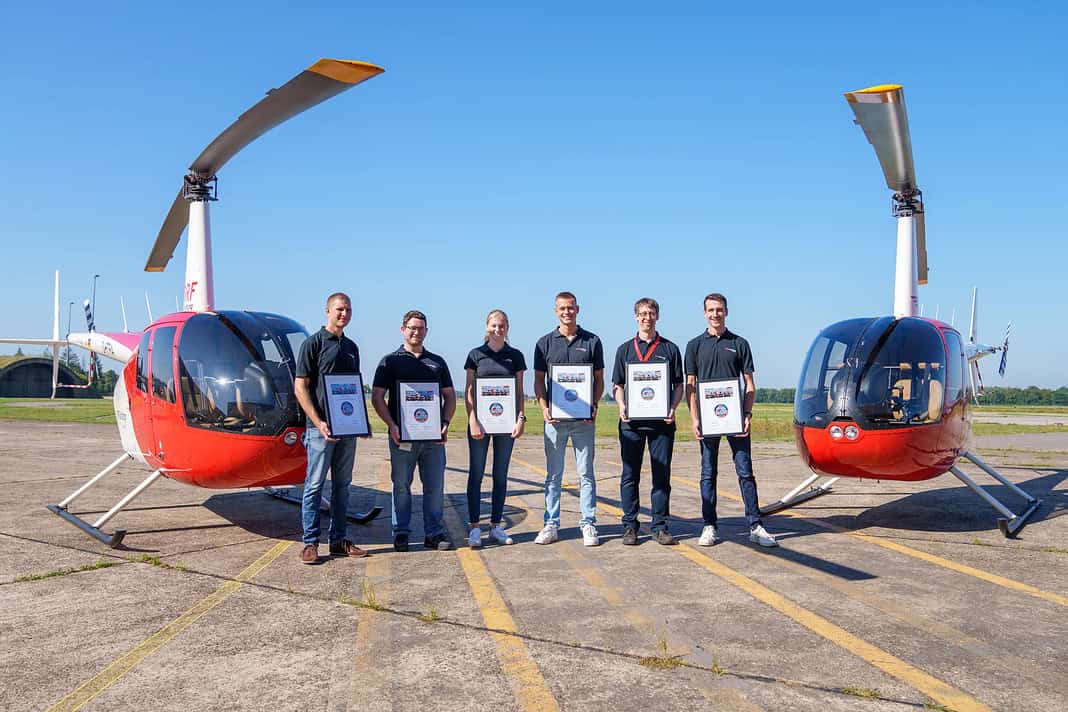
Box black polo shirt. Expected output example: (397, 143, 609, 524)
(464, 343, 527, 377)
(684, 328, 754, 380)
(612, 333, 684, 431)
(372, 346, 454, 425)
(532, 326, 604, 372)
(295, 327, 361, 424)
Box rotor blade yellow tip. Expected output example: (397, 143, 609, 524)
(308, 59, 385, 84)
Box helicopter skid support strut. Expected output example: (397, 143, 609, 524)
(47, 453, 165, 548)
(263, 487, 383, 524)
(950, 451, 1041, 537)
(760, 473, 840, 516)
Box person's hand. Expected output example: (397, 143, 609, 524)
(318, 420, 339, 442)
(692, 420, 702, 440)
(470, 418, 485, 440)
(542, 404, 558, 425)
(737, 414, 752, 438)
(511, 418, 525, 439)
(440, 423, 450, 443)
(584, 403, 598, 423)
(619, 403, 629, 423)
(663, 409, 675, 425)
(389, 423, 401, 445)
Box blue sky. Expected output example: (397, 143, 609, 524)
(2, 2, 1065, 388)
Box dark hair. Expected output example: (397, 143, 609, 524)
(633, 297, 659, 316)
(326, 292, 351, 307)
(703, 293, 728, 311)
(554, 291, 577, 304)
(401, 309, 427, 327)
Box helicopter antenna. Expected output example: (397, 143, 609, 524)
(144, 59, 384, 314)
(120, 297, 129, 332)
(845, 85, 927, 319)
(145, 292, 154, 323)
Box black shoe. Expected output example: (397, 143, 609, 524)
(393, 534, 409, 552)
(621, 528, 639, 546)
(329, 539, 369, 558)
(653, 529, 676, 546)
(424, 533, 452, 551)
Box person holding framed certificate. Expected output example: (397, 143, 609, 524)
(292, 292, 370, 564)
(684, 293, 777, 548)
(463, 309, 527, 548)
(532, 291, 605, 546)
(371, 309, 457, 553)
(611, 297, 684, 546)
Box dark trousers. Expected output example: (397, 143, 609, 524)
(466, 432, 515, 526)
(699, 435, 762, 528)
(619, 422, 675, 532)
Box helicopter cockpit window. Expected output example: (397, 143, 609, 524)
(150, 326, 177, 403)
(795, 318, 872, 427)
(135, 331, 151, 393)
(177, 312, 307, 435)
(854, 319, 945, 426)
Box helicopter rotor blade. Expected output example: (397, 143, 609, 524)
(844, 84, 917, 194)
(144, 59, 384, 273)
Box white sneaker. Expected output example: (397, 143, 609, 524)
(468, 527, 482, 549)
(749, 524, 778, 548)
(534, 524, 559, 545)
(488, 525, 514, 545)
(582, 523, 600, 547)
(698, 525, 719, 546)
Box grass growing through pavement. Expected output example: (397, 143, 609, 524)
(10, 559, 117, 583)
(418, 607, 440, 623)
(638, 637, 685, 671)
(840, 687, 882, 699)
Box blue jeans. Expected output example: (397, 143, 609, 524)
(619, 422, 674, 532)
(699, 435, 762, 528)
(301, 428, 357, 545)
(389, 439, 446, 538)
(543, 420, 596, 528)
(467, 432, 515, 526)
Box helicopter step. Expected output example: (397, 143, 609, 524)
(263, 486, 383, 524)
(46, 453, 164, 548)
(759, 473, 839, 516)
(950, 451, 1042, 538)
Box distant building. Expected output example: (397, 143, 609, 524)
(0, 356, 96, 398)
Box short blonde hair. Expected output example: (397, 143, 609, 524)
(484, 309, 509, 342)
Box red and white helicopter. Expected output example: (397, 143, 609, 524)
(1, 58, 385, 547)
(770, 84, 1038, 537)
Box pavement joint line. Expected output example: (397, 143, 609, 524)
(46, 538, 293, 712)
(443, 492, 561, 712)
(511, 454, 990, 712)
(670, 476, 1068, 608)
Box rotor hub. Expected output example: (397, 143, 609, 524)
(182, 172, 218, 202)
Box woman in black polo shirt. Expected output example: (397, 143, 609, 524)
(465, 309, 527, 547)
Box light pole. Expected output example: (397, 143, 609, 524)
(66, 301, 74, 337)
(91, 274, 100, 328)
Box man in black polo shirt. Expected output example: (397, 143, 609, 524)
(532, 291, 604, 546)
(612, 297, 684, 546)
(684, 292, 777, 548)
(371, 309, 457, 552)
(293, 292, 370, 564)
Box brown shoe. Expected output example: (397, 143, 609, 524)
(329, 539, 369, 558)
(301, 544, 319, 564)
(653, 529, 677, 546)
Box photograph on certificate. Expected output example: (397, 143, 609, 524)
(698, 377, 744, 436)
(549, 364, 592, 420)
(324, 374, 371, 437)
(625, 362, 669, 420)
(398, 381, 442, 441)
(476, 377, 517, 435)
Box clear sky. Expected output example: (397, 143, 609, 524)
(2, 2, 1065, 388)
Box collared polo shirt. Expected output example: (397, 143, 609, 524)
(612, 333, 684, 432)
(295, 327, 361, 424)
(464, 343, 527, 378)
(372, 346, 454, 425)
(532, 326, 604, 373)
(683, 328, 755, 380)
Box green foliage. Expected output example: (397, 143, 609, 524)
(10, 560, 117, 583)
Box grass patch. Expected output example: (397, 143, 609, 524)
(131, 553, 186, 570)
(840, 687, 882, 699)
(923, 703, 955, 712)
(418, 607, 440, 623)
(972, 422, 1068, 436)
(0, 397, 115, 424)
(970, 538, 993, 547)
(338, 582, 386, 611)
(11, 559, 117, 583)
(638, 637, 685, 671)
(1041, 546, 1068, 554)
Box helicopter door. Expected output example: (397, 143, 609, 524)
(147, 326, 179, 464)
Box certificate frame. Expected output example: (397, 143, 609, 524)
(322, 373, 371, 437)
(475, 377, 518, 435)
(625, 362, 670, 421)
(397, 380, 443, 442)
(549, 363, 593, 421)
(698, 377, 745, 437)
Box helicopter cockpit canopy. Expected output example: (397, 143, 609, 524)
(178, 311, 308, 435)
(795, 317, 946, 430)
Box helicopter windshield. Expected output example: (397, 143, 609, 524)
(178, 311, 308, 435)
(795, 317, 946, 429)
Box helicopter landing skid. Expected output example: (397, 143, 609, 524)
(759, 473, 839, 516)
(263, 487, 383, 524)
(951, 451, 1042, 538)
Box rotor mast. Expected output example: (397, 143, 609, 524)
(892, 189, 923, 317)
(183, 174, 217, 312)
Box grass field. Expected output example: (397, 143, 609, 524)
(3, 397, 1066, 441)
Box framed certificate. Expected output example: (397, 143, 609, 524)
(397, 381, 442, 441)
(549, 364, 593, 420)
(698, 377, 745, 437)
(475, 377, 517, 434)
(625, 362, 670, 420)
(323, 373, 371, 437)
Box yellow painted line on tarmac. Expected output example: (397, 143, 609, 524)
(672, 477, 1068, 608)
(47, 539, 292, 712)
(512, 455, 990, 711)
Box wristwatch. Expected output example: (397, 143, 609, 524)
(518, 414, 527, 421)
